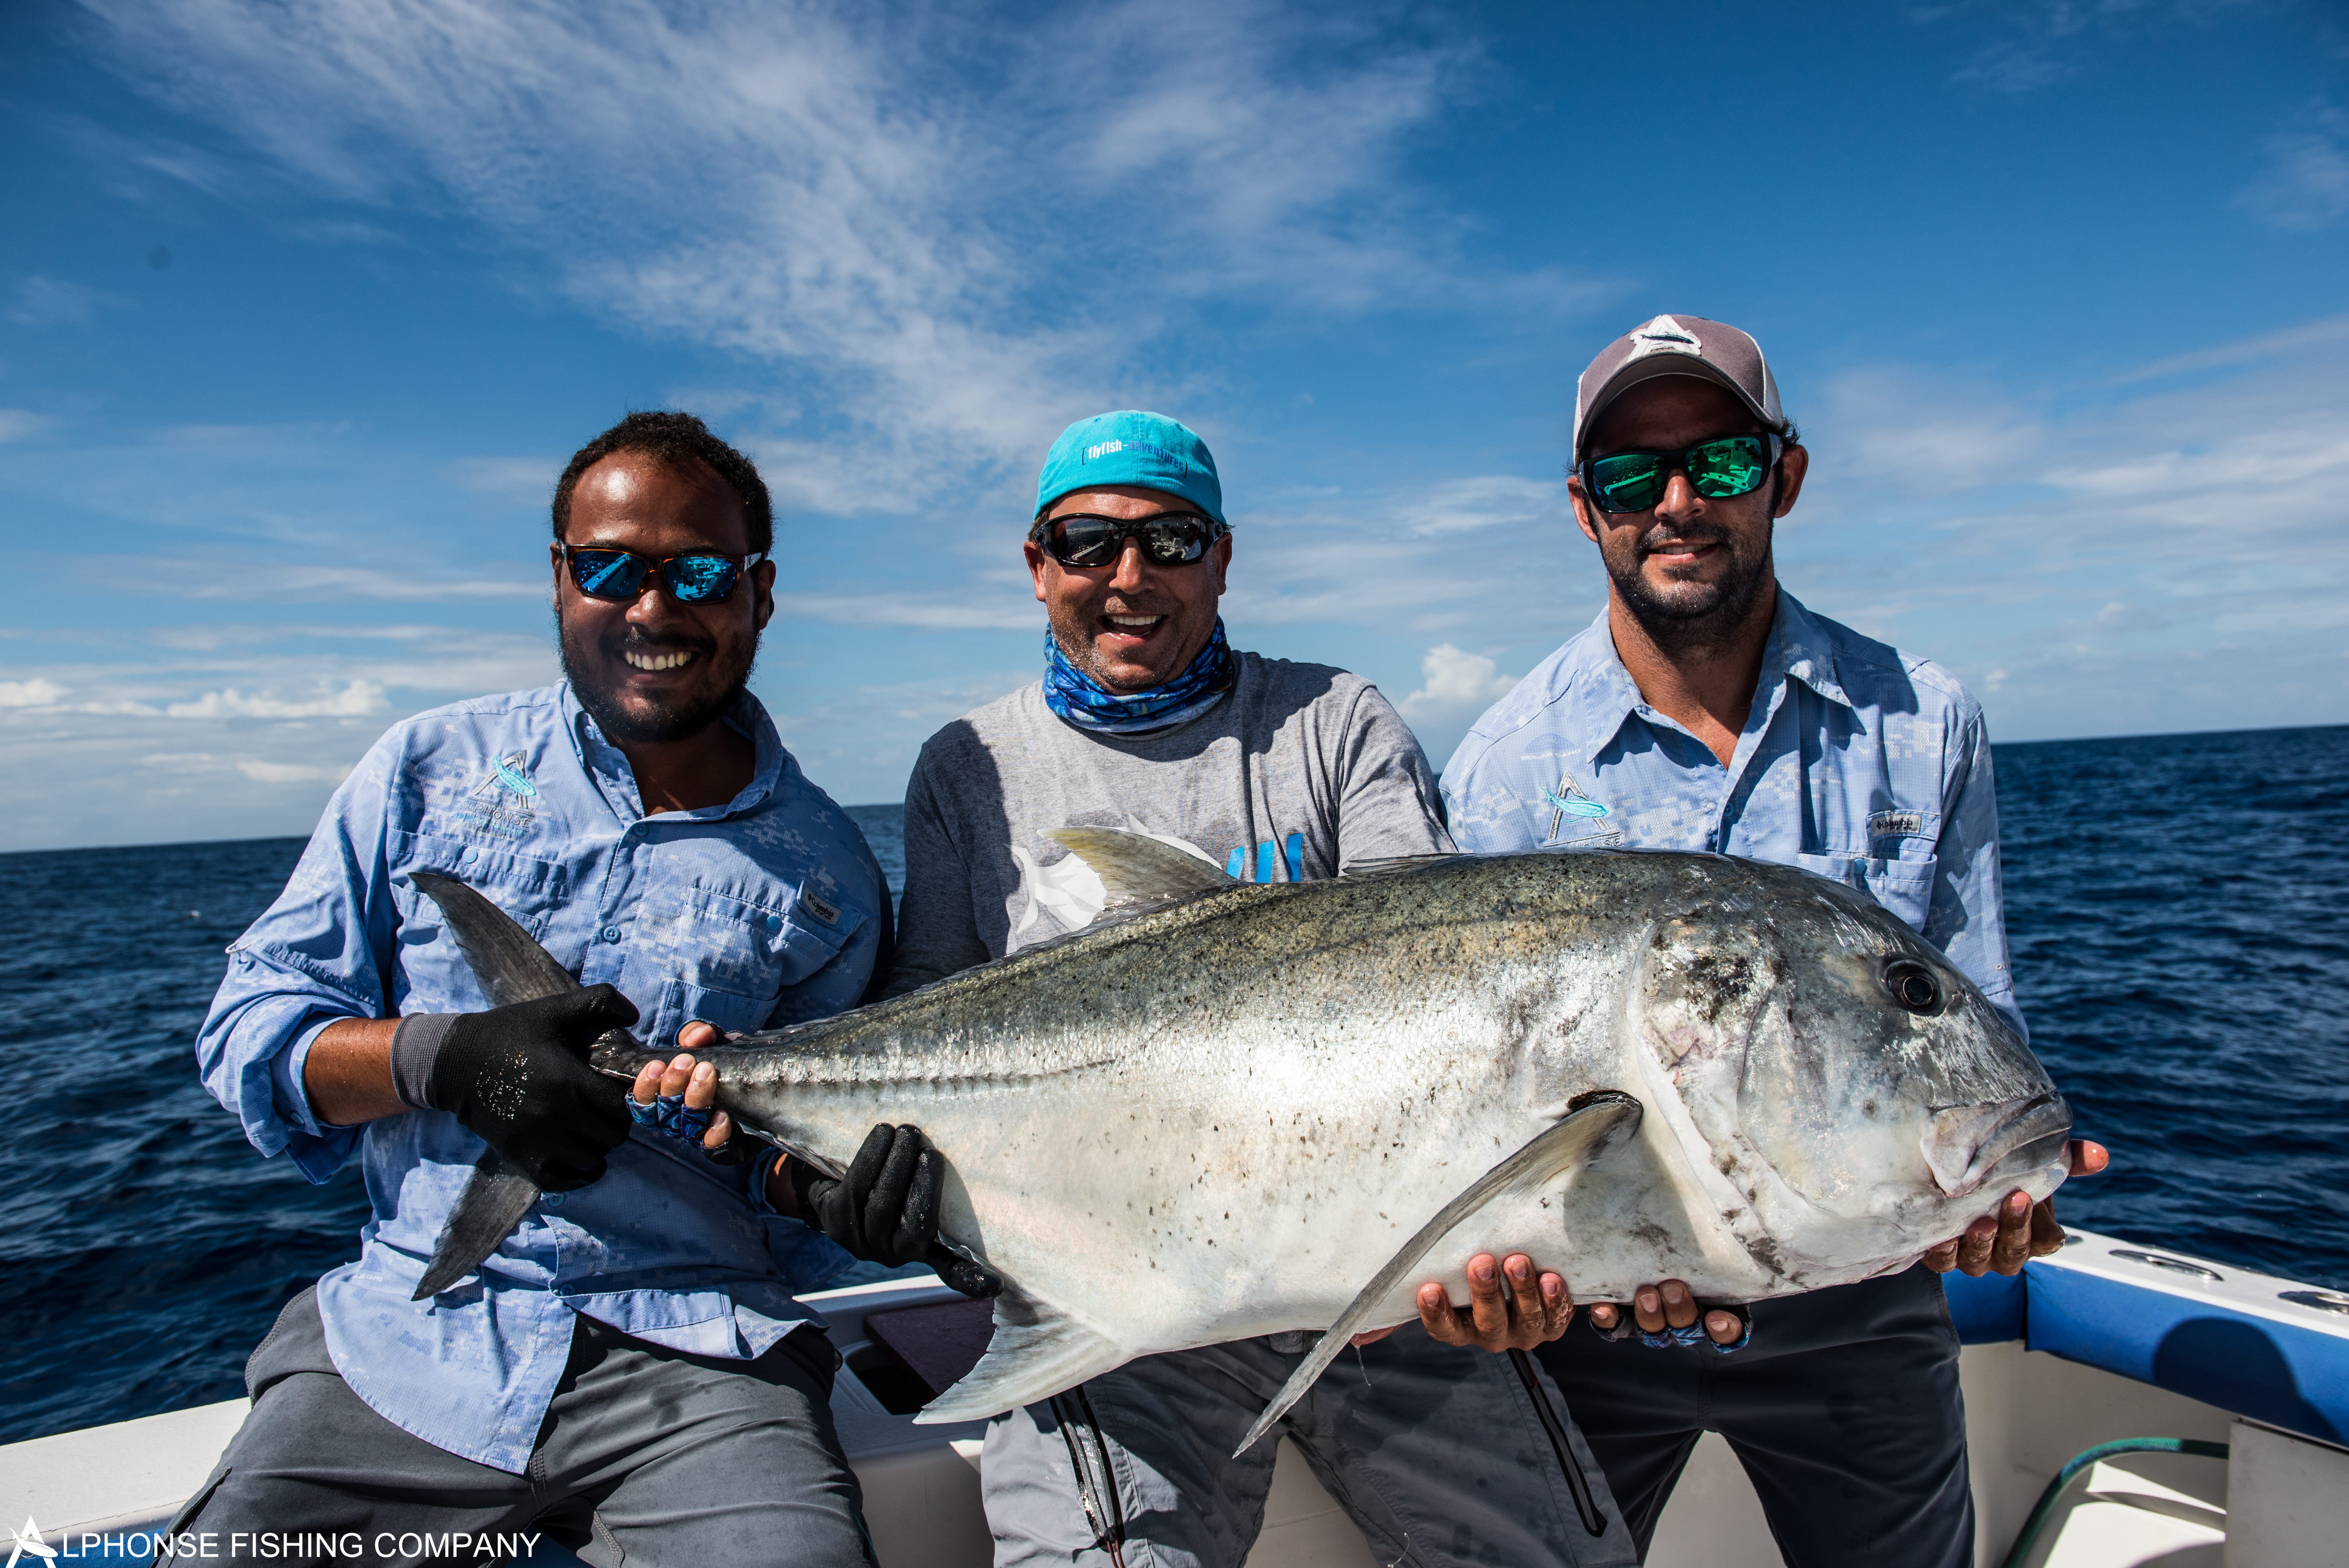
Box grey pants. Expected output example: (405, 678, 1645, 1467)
(170, 1287, 873, 1567)
(982, 1325, 1638, 1568)
(1536, 1266, 1973, 1568)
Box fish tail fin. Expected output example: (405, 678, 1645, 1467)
(413, 1149, 542, 1299)
(913, 1290, 1130, 1424)
(405, 872, 586, 1300)
(1232, 1090, 1645, 1456)
(410, 871, 582, 1008)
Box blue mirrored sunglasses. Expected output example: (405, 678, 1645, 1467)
(561, 545, 766, 604)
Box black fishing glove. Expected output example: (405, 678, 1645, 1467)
(410, 987, 638, 1191)
(789, 1124, 1003, 1299)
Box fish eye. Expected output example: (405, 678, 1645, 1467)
(1881, 959, 1942, 1014)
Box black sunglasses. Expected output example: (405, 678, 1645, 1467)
(560, 545, 767, 604)
(1029, 511, 1226, 570)
(1580, 433, 1783, 515)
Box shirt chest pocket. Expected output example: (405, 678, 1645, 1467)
(1792, 851, 1938, 934)
(646, 885, 850, 1037)
(389, 830, 570, 1009)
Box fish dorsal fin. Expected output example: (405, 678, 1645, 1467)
(1233, 1090, 1645, 1455)
(913, 1288, 1130, 1425)
(1340, 853, 1471, 881)
(412, 871, 580, 1007)
(1044, 827, 1238, 915)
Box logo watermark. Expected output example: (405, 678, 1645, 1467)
(5, 1518, 544, 1563)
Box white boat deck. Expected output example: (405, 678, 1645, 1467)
(7, 1231, 2346, 1566)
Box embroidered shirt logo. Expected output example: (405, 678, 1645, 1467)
(1543, 773, 1620, 848)
(450, 752, 539, 839)
(798, 889, 841, 927)
(487, 756, 538, 798)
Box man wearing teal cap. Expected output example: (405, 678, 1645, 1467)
(886, 411, 1638, 1568)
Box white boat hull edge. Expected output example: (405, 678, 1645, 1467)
(6, 1233, 2347, 1568)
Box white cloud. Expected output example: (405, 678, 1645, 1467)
(1807, 367, 2044, 497)
(451, 456, 558, 497)
(101, 559, 544, 602)
(165, 679, 387, 719)
(0, 677, 69, 708)
(1398, 643, 1518, 721)
(772, 593, 1041, 632)
(0, 410, 57, 442)
(2114, 313, 2349, 383)
(8, 276, 120, 326)
(763, 667, 1034, 803)
(1778, 309, 2349, 741)
(236, 758, 354, 784)
(1928, 2, 2228, 98)
(2237, 103, 2349, 232)
(80, 0, 1568, 504)
(1394, 476, 1567, 537)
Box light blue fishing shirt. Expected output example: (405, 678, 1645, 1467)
(1440, 592, 2024, 1036)
(195, 682, 886, 1472)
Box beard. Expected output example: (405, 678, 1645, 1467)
(1048, 599, 1202, 693)
(559, 617, 759, 745)
(1605, 514, 1777, 658)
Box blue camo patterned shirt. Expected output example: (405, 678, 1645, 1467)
(196, 682, 885, 1472)
(1440, 592, 2025, 1037)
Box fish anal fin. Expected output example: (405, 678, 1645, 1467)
(1233, 1090, 1644, 1455)
(1044, 828, 1237, 914)
(913, 1292, 1130, 1424)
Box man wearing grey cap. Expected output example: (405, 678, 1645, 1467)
(887, 409, 1639, 1568)
(1440, 316, 2108, 1565)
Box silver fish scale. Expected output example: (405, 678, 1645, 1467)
(592, 847, 2069, 1412)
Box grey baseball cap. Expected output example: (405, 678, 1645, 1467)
(1572, 314, 1789, 464)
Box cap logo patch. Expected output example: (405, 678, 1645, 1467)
(1627, 314, 1702, 362)
(1085, 437, 1180, 467)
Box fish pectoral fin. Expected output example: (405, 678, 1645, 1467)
(913, 1290, 1130, 1424)
(1043, 828, 1236, 916)
(411, 871, 581, 1007)
(413, 1149, 542, 1300)
(1232, 1090, 1645, 1456)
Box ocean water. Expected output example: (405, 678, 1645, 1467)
(4, 745, 2344, 1446)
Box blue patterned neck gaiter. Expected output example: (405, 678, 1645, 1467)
(1043, 619, 1235, 736)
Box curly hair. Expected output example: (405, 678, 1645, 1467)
(551, 411, 773, 556)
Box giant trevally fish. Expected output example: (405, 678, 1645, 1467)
(410, 832, 2071, 1450)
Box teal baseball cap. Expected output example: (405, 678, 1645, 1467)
(1034, 410, 1224, 525)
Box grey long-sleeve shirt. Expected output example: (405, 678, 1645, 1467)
(885, 650, 1452, 996)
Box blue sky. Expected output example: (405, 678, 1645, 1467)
(2, 0, 2345, 851)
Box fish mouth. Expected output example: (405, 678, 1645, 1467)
(1921, 1092, 2072, 1198)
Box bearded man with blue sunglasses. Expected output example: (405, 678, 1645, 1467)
(1442, 315, 2109, 1567)
(180, 411, 979, 1565)
(885, 410, 1641, 1568)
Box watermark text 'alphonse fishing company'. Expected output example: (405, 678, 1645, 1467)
(6, 1518, 546, 1561)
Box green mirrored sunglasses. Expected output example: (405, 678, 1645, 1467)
(1581, 433, 1782, 515)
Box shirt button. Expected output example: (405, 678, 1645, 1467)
(461, 847, 478, 863)
(602, 925, 622, 943)
(765, 914, 783, 932)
